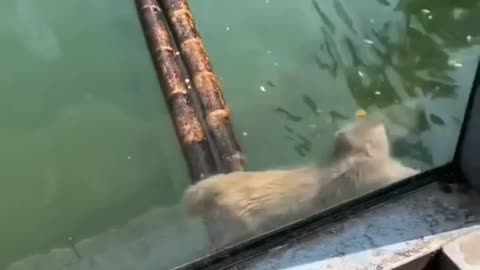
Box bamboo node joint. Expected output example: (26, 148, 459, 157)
(141, 4, 161, 12)
(171, 9, 191, 18)
(153, 45, 175, 54)
(226, 152, 244, 162)
(207, 109, 230, 128)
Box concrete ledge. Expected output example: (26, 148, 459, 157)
(234, 183, 480, 270)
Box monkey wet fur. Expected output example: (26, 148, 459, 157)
(182, 119, 419, 250)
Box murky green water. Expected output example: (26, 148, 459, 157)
(1, 0, 479, 269)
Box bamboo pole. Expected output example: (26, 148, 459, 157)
(158, 0, 246, 173)
(135, 0, 217, 182)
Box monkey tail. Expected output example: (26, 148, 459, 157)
(182, 180, 217, 217)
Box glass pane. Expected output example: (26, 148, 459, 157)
(186, 0, 480, 260)
(2, 0, 479, 270)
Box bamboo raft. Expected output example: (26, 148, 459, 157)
(135, 0, 245, 181)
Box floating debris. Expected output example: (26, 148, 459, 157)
(266, 0, 270, 3)
(421, 9, 431, 15)
(358, 71, 364, 77)
(448, 59, 463, 68)
(226, 26, 230, 31)
(242, 132, 248, 136)
(374, 91, 381, 95)
(370, 19, 375, 23)
(356, 109, 367, 118)
(128, 156, 132, 160)
(185, 78, 190, 84)
(174, 51, 180, 56)
(363, 39, 374, 45)
(260, 86, 266, 92)
(467, 35, 473, 43)
(427, 14, 433, 20)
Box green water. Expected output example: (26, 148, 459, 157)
(1, 0, 479, 269)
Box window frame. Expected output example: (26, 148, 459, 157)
(172, 59, 480, 270)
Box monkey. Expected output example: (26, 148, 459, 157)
(182, 119, 419, 250)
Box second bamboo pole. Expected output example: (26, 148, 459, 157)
(135, 0, 217, 182)
(159, 0, 245, 173)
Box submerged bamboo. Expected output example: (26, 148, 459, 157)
(158, 0, 246, 173)
(135, 0, 216, 182)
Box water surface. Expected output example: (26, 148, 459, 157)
(1, 0, 480, 269)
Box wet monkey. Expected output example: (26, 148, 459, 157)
(183, 119, 419, 250)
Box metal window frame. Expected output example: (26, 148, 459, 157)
(173, 59, 480, 270)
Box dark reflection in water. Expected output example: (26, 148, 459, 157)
(429, 113, 446, 126)
(274, 107, 303, 122)
(267, 0, 480, 165)
(333, 0, 356, 34)
(303, 95, 320, 115)
(400, 0, 480, 48)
